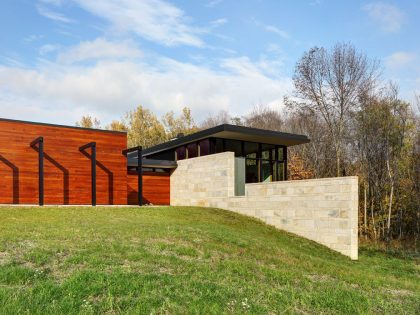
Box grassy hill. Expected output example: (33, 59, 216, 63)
(0, 206, 418, 314)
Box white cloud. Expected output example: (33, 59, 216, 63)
(37, 5, 75, 23)
(263, 25, 290, 39)
(56, 38, 142, 64)
(210, 18, 228, 27)
(253, 19, 290, 40)
(24, 34, 44, 42)
(385, 51, 417, 70)
(71, 0, 205, 47)
(206, 0, 223, 8)
(39, 44, 61, 55)
(0, 51, 291, 125)
(363, 2, 405, 33)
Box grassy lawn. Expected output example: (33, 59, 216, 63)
(0, 206, 418, 314)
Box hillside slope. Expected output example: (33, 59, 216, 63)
(0, 206, 419, 314)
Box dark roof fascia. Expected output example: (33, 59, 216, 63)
(127, 157, 177, 169)
(0, 117, 127, 135)
(140, 124, 310, 157)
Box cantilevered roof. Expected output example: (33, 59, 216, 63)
(139, 124, 310, 158)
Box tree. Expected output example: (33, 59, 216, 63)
(288, 43, 379, 176)
(162, 107, 199, 139)
(125, 105, 166, 148)
(201, 110, 231, 129)
(105, 120, 127, 132)
(355, 84, 415, 240)
(75, 115, 101, 129)
(244, 105, 283, 131)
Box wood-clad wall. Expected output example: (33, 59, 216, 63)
(127, 171, 170, 205)
(0, 119, 127, 205)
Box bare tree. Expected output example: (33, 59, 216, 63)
(289, 43, 379, 176)
(244, 105, 283, 131)
(201, 110, 231, 129)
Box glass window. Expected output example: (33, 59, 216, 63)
(244, 141, 258, 158)
(225, 139, 242, 157)
(277, 147, 285, 161)
(187, 143, 198, 158)
(261, 160, 272, 182)
(245, 159, 259, 183)
(214, 138, 224, 153)
(261, 143, 275, 160)
(199, 139, 210, 156)
(276, 161, 285, 181)
(176, 146, 186, 160)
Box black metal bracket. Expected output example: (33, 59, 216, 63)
(123, 146, 143, 206)
(80, 142, 96, 206)
(30, 137, 44, 206)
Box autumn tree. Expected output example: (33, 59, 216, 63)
(288, 43, 379, 177)
(355, 85, 415, 240)
(125, 105, 166, 148)
(75, 115, 101, 129)
(162, 107, 199, 139)
(105, 120, 127, 132)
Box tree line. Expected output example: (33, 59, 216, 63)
(77, 42, 419, 248)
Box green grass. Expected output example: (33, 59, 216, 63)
(0, 206, 418, 314)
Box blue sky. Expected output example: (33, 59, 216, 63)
(0, 0, 419, 125)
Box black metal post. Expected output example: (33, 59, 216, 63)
(91, 144, 96, 206)
(30, 137, 44, 206)
(283, 146, 288, 181)
(258, 143, 262, 182)
(39, 138, 44, 206)
(137, 147, 143, 206)
(80, 142, 96, 206)
(123, 146, 143, 206)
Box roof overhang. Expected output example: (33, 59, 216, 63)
(139, 124, 310, 158)
(127, 158, 177, 169)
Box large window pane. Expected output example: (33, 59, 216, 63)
(176, 146, 186, 160)
(199, 139, 210, 156)
(276, 161, 285, 180)
(245, 158, 259, 183)
(214, 138, 224, 153)
(244, 141, 258, 158)
(277, 147, 285, 161)
(261, 143, 275, 160)
(187, 143, 198, 158)
(225, 139, 242, 157)
(261, 160, 272, 182)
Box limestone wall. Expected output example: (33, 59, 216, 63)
(170, 152, 358, 260)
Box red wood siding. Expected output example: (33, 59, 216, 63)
(127, 171, 170, 205)
(0, 119, 127, 205)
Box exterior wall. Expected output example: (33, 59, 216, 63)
(0, 119, 127, 205)
(127, 171, 170, 205)
(170, 152, 358, 259)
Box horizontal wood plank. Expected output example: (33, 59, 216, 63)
(0, 120, 127, 205)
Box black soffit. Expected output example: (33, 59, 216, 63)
(138, 124, 310, 158)
(128, 158, 177, 169)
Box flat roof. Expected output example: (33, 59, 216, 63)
(0, 117, 127, 134)
(139, 124, 310, 158)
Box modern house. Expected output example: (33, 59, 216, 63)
(0, 117, 358, 259)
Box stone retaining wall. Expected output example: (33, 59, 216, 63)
(170, 152, 358, 259)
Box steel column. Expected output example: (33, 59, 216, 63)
(30, 137, 44, 206)
(80, 142, 97, 206)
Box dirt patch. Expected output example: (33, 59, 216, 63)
(384, 288, 414, 297)
(0, 251, 9, 265)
